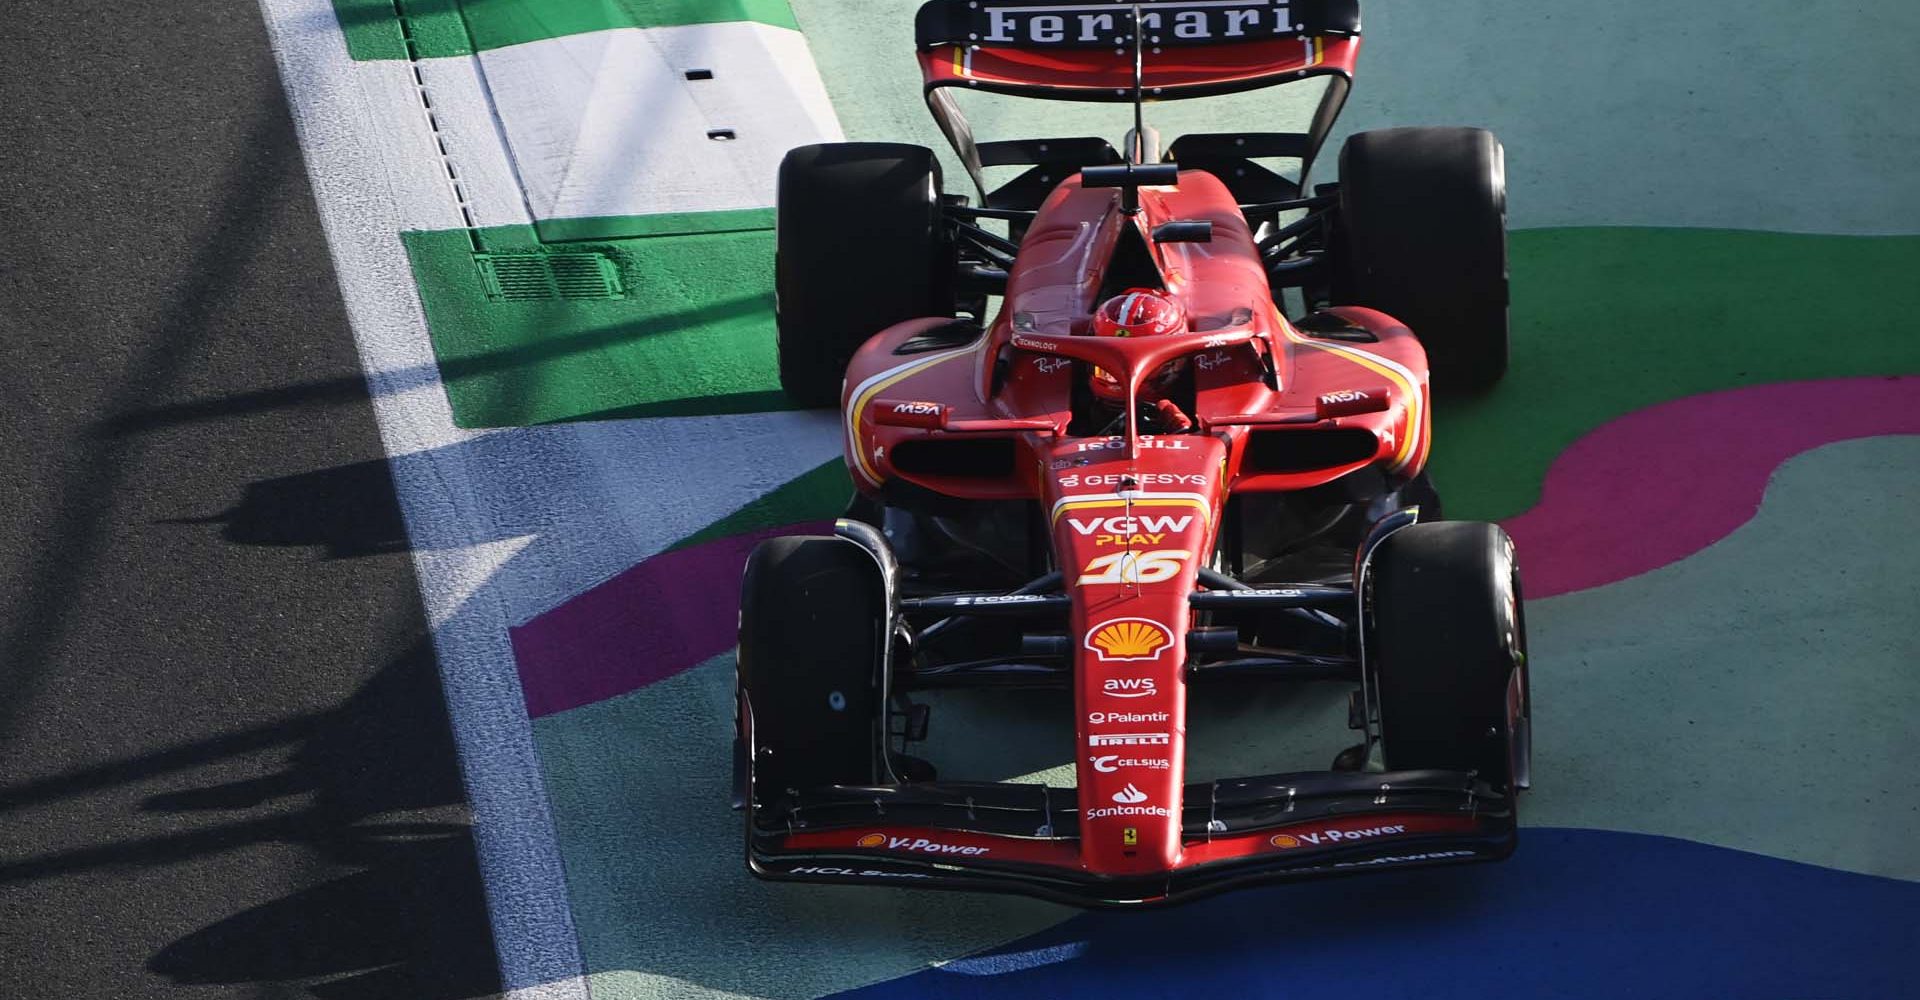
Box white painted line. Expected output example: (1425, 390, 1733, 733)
(254, 0, 591, 991)
(479, 23, 844, 220)
(254, 0, 853, 993)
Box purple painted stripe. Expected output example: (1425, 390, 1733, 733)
(512, 521, 830, 719)
(1504, 375, 1920, 598)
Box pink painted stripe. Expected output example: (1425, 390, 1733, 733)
(1503, 376, 1920, 599)
(512, 521, 831, 719)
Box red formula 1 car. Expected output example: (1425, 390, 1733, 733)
(735, 0, 1532, 906)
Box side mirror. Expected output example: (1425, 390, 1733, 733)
(1081, 162, 1179, 214)
(1152, 220, 1213, 243)
(1081, 163, 1180, 189)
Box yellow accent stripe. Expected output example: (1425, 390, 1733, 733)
(1051, 496, 1212, 526)
(1282, 324, 1424, 470)
(847, 349, 971, 484)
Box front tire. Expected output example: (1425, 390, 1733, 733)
(1368, 521, 1529, 793)
(1335, 127, 1510, 393)
(737, 536, 888, 803)
(775, 143, 954, 407)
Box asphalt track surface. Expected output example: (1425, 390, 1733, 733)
(0, 1, 498, 996)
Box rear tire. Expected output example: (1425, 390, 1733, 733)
(776, 143, 954, 407)
(1368, 521, 1528, 793)
(737, 536, 888, 801)
(1335, 127, 1509, 393)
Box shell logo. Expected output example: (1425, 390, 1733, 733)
(1086, 618, 1173, 662)
(1270, 834, 1301, 849)
(856, 833, 886, 848)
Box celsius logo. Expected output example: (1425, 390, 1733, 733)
(1090, 755, 1171, 773)
(1103, 677, 1156, 698)
(1112, 784, 1148, 804)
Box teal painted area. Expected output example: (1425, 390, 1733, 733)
(670, 459, 848, 549)
(1523, 436, 1920, 880)
(530, 658, 1069, 999)
(1438, 229, 1920, 520)
(527, 439, 1920, 1000)
(403, 218, 790, 427)
(333, 0, 799, 61)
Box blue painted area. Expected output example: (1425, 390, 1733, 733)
(832, 829, 1919, 999)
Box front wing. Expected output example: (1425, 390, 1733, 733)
(748, 768, 1516, 907)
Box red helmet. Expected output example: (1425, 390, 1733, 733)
(1093, 288, 1186, 339)
(1090, 289, 1186, 404)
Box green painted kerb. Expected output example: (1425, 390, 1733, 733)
(406, 224, 1920, 484)
(334, 0, 801, 61)
(1433, 228, 1920, 520)
(404, 214, 790, 427)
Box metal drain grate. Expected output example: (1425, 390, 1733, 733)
(476, 252, 625, 301)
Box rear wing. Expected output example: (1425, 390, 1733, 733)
(912, 0, 1363, 207)
(915, 0, 1360, 100)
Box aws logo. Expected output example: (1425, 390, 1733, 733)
(1102, 677, 1157, 699)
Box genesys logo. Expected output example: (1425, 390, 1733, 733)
(1059, 474, 1206, 490)
(856, 833, 990, 856)
(1088, 710, 1170, 725)
(1090, 754, 1171, 773)
(1102, 676, 1157, 698)
(788, 866, 933, 879)
(1089, 732, 1170, 747)
(1269, 824, 1410, 849)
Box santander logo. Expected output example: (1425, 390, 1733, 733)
(1112, 784, 1148, 804)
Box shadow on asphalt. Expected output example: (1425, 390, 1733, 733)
(140, 642, 500, 1000)
(158, 458, 413, 560)
(0, 640, 499, 999)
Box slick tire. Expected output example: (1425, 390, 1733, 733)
(1368, 521, 1529, 793)
(1334, 127, 1509, 393)
(776, 143, 954, 408)
(737, 535, 888, 804)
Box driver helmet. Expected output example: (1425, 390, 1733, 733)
(1089, 288, 1187, 405)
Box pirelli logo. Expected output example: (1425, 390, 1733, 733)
(1089, 733, 1171, 747)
